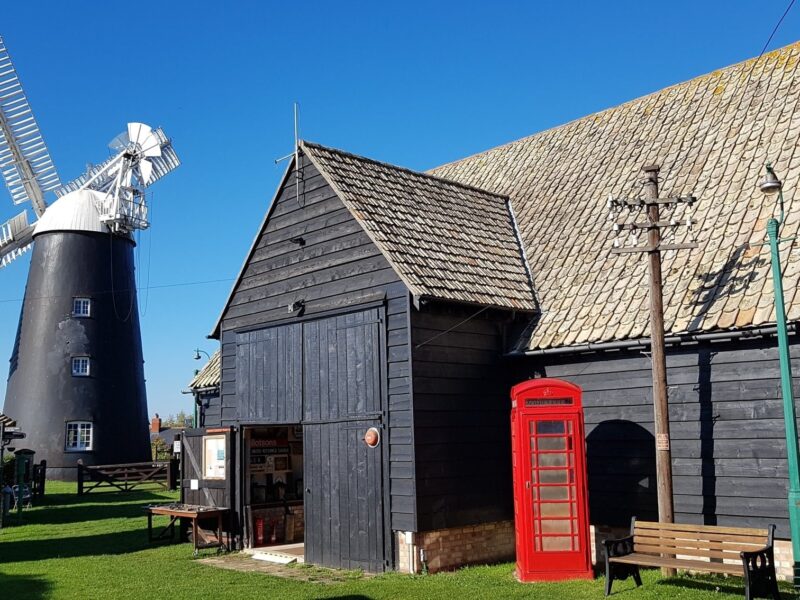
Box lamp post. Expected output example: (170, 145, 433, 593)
(759, 163, 800, 587)
(193, 348, 210, 361)
(191, 349, 211, 427)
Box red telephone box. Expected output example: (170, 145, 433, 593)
(510, 378, 593, 582)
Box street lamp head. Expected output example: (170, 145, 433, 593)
(193, 349, 201, 361)
(759, 164, 783, 196)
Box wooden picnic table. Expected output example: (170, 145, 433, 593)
(145, 503, 229, 555)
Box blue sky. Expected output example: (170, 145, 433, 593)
(1, 1, 798, 418)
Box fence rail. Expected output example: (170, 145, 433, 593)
(77, 460, 178, 495)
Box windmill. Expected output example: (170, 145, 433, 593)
(0, 36, 180, 479)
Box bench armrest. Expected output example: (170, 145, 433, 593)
(604, 535, 634, 558)
(740, 544, 774, 571)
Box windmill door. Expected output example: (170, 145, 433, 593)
(302, 309, 387, 572)
(180, 427, 236, 510)
(510, 379, 592, 582)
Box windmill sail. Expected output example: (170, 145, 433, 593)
(0, 209, 34, 267)
(0, 36, 61, 218)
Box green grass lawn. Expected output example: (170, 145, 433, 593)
(0, 482, 796, 599)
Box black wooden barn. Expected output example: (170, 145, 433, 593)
(190, 42, 800, 574)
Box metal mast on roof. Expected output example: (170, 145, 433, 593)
(275, 102, 303, 207)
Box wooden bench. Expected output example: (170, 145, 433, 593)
(604, 518, 780, 600)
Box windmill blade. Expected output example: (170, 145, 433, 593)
(138, 159, 153, 184)
(0, 209, 35, 268)
(127, 122, 152, 145)
(55, 126, 179, 197)
(0, 36, 61, 217)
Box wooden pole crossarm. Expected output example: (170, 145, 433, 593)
(612, 196, 697, 208)
(610, 242, 698, 254)
(614, 220, 696, 230)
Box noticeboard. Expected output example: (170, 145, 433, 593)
(203, 434, 226, 479)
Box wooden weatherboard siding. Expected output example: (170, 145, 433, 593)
(410, 303, 519, 531)
(515, 337, 800, 537)
(213, 155, 416, 535)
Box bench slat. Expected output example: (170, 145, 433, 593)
(634, 532, 767, 549)
(634, 520, 769, 538)
(633, 542, 752, 561)
(633, 528, 768, 545)
(610, 553, 744, 576)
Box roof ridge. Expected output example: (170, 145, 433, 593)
(430, 40, 800, 173)
(300, 140, 510, 201)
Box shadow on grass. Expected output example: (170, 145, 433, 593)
(39, 489, 171, 508)
(0, 573, 52, 599)
(318, 597, 374, 600)
(0, 527, 164, 562)
(657, 575, 796, 599)
(23, 500, 162, 525)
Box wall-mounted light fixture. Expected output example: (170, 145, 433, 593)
(288, 299, 305, 314)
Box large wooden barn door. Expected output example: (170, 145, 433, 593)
(236, 324, 302, 423)
(180, 427, 236, 509)
(302, 308, 387, 572)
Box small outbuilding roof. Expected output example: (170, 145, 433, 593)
(188, 350, 221, 391)
(301, 141, 536, 311)
(431, 42, 800, 351)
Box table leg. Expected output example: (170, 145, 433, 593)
(217, 513, 223, 553)
(192, 517, 199, 556)
(147, 512, 153, 542)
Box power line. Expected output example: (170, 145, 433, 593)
(661, 0, 797, 190)
(0, 276, 236, 304)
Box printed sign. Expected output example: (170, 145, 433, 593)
(203, 434, 227, 479)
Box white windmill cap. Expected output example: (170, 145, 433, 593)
(33, 189, 109, 236)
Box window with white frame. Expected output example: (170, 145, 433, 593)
(71, 356, 90, 377)
(65, 421, 93, 451)
(73, 297, 91, 317)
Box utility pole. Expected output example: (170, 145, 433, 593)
(608, 166, 697, 574)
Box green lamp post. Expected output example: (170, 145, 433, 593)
(760, 163, 800, 587)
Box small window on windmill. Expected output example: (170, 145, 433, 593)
(71, 356, 90, 377)
(65, 421, 93, 451)
(73, 297, 91, 317)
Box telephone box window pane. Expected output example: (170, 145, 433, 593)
(540, 486, 569, 500)
(539, 453, 568, 467)
(541, 520, 572, 534)
(538, 437, 566, 451)
(542, 536, 572, 551)
(537, 421, 566, 434)
(540, 469, 568, 484)
(541, 502, 572, 517)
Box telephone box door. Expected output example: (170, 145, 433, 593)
(511, 379, 592, 582)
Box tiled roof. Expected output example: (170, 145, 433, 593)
(431, 42, 800, 351)
(188, 350, 220, 390)
(301, 141, 536, 310)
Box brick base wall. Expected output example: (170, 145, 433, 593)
(395, 521, 516, 573)
(773, 539, 793, 581)
(396, 522, 795, 581)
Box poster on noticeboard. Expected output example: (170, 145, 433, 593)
(203, 434, 226, 479)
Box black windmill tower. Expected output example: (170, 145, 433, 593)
(0, 37, 180, 479)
